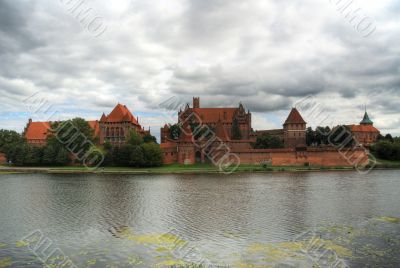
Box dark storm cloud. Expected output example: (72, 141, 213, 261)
(0, 0, 43, 55)
(0, 0, 399, 135)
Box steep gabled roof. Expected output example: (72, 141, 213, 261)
(284, 108, 306, 125)
(24, 122, 51, 140)
(192, 108, 237, 123)
(87, 120, 100, 137)
(100, 113, 107, 122)
(103, 104, 139, 125)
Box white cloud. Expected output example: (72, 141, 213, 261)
(0, 0, 399, 136)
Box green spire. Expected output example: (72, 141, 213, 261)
(360, 109, 373, 125)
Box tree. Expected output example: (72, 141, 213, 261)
(141, 142, 163, 167)
(328, 125, 354, 147)
(11, 144, 28, 166)
(116, 144, 134, 166)
(143, 134, 157, 143)
(306, 127, 315, 146)
(169, 124, 181, 140)
(231, 118, 242, 140)
(24, 146, 43, 166)
(130, 146, 144, 167)
(51, 118, 94, 160)
(0, 130, 23, 150)
(371, 140, 400, 160)
(254, 134, 284, 149)
(0, 130, 24, 161)
(385, 134, 394, 143)
(42, 144, 58, 165)
(128, 130, 143, 146)
(55, 148, 70, 165)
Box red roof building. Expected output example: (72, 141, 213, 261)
(347, 110, 380, 147)
(98, 104, 149, 145)
(23, 120, 51, 146)
(24, 104, 150, 146)
(283, 108, 307, 148)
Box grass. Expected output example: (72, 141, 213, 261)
(373, 158, 400, 169)
(0, 163, 361, 174)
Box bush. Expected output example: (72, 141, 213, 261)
(141, 142, 163, 167)
(371, 140, 400, 161)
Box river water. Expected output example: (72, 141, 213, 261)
(0, 170, 399, 267)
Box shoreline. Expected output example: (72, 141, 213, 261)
(0, 164, 399, 175)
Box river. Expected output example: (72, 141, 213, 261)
(0, 170, 399, 267)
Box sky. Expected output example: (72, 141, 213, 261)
(0, 0, 399, 140)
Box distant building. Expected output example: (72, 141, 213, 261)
(24, 104, 150, 146)
(160, 98, 307, 164)
(348, 110, 380, 147)
(98, 104, 149, 145)
(161, 97, 252, 143)
(283, 108, 307, 148)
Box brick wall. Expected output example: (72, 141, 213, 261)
(232, 147, 369, 167)
(0, 153, 6, 164)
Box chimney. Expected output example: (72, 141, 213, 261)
(193, 97, 200, 108)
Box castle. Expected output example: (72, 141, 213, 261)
(24, 104, 150, 146)
(23, 97, 379, 168)
(159, 97, 378, 167)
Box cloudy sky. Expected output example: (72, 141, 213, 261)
(1, 0, 399, 139)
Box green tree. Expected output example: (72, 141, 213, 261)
(168, 124, 181, 140)
(306, 127, 315, 146)
(127, 130, 143, 146)
(42, 144, 58, 165)
(254, 134, 284, 149)
(141, 142, 163, 167)
(385, 134, 394, 142)
(329, 125, 353, 147)
(0, 130, 24, 161)
(117, 144, 134, 166)
(143, 134, 157, 143)
(130, 145, 144, 167)
(231, 118, 242, 140)
(371, 140, 400, 160)
(24, 146, 43, 166)
(51, 118, 94, 159)
(55, 148, 70, 165)
(11, 144, 28, 166)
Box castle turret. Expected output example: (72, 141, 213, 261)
(360, 110, 373, 125)
(283, 108, 307, 148)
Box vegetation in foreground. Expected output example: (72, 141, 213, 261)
(0, 119, 162, 168)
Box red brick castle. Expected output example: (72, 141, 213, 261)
(24, 104, 149, 146)
(160, 97, 378, 167)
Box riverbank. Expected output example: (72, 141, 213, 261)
(1, 159, 399, 174)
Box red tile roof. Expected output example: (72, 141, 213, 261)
(284, 108, 306, 124)
(87, 120, 100, 137)
(24, 122, 51, 140)
(25, 120, 101, 141)
(101, 104, 139, 125)
(192, 108, 237, 123)
(348, 124, 379, 133)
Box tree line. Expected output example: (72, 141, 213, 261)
(371, 135, 400, 161)
(0, 118, 162, 167)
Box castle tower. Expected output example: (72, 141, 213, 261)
(193, 97, 200, 108)
(283, 108, 307, 148)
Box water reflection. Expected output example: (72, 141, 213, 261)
(0, 170, 399, 267)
